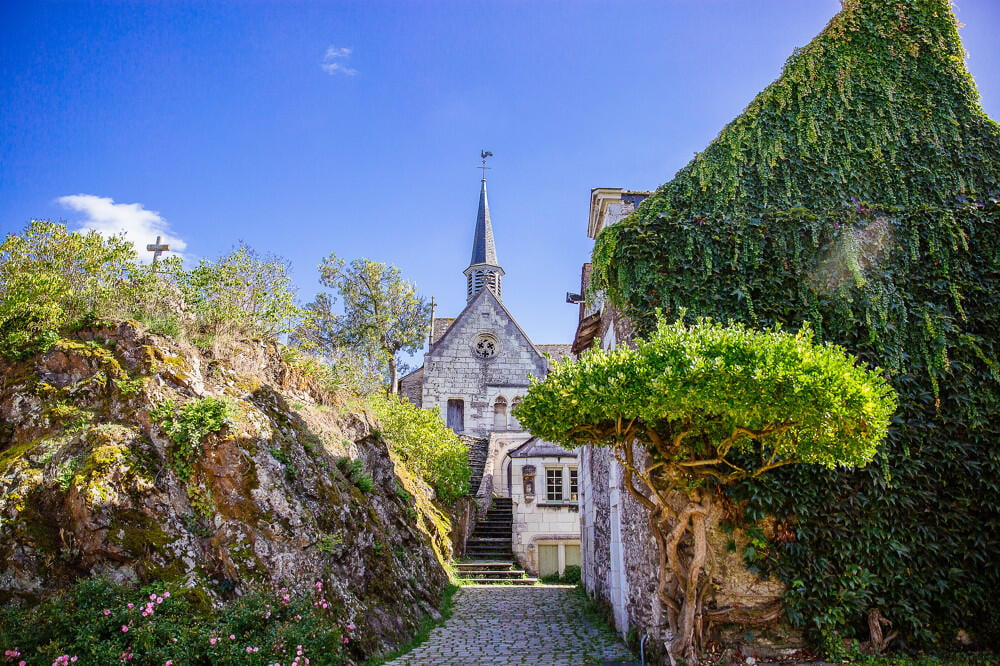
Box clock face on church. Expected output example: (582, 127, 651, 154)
(473, 333, 500, 359)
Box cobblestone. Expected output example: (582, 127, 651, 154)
(384, 584, 637, 666)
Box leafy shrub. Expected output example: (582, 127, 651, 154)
(367, 393, 470, 504)
(560, 565, 581, 585)
(0, 223, 303, 358)
(336, 457, 374, 494)
(0, 577, 354, 665)
(152, 397, 234, 482)
(0, 221, 141, 358)
(179, 243, 304, 342)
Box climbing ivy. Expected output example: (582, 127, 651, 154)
(590, 0, 1000, 651)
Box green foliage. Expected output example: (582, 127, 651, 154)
(0, 577, 351, 665)
(0, 221, 142, 358)
(0, 223, 304, 358)
(179, 242, 304, 341)
(368, 393, 470, 504)
(541, 565, 582, 585)
(560, 565, 581, 585)
(300, 254, 430, 393)
(588, 0, 1000, 650)
(316, 532, 345, 554)
(336, 457, 374, 494)
(114, 377, 145, 397)
(152, 397, 234, 482)
(516, 318, 894, 484)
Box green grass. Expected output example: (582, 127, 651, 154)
(362, 584, 459, 666)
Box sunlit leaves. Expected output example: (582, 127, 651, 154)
(515, 318, 895, 477)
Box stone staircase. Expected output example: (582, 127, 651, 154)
(463, 436, 489, 497)
(456, 497, 537, 585)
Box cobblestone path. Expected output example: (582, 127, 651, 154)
(384, 584, 637, 666)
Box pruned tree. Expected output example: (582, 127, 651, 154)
(305, 253, 430, 394)
(513, 318, 896, 664)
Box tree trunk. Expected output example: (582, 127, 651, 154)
(387, 354, 398, 394)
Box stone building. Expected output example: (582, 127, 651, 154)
(399, 172, 579, 576)
(573, 188, 793, 658)
(572, 188, 657, 636)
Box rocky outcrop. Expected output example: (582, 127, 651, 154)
(0, 322, 452, 659)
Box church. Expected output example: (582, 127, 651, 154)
(398, 164, 580, 578)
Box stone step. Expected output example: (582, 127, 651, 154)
(457, 577, 538, 586)
(467, 537, 512, 544)
(454, 560, 514, 570)
(465, 546, 514, 560)
(457, 569, 527, 579)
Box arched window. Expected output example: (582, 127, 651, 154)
(510, 397, 522, 430)
(493, 397, 508, 428)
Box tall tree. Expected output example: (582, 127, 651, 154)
(515, 318, 896, 664)
(307, 254, 430, 394)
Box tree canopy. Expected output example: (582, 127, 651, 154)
(303, 254, 430, 394)
(517, 318, 895, 481)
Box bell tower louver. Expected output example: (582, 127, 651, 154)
(464, 169, 504, 302)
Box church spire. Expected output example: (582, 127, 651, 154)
(470, 177, 498, 266)
(464, 150, 504, 302)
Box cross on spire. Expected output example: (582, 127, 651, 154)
(479, 149, 493, 180)
(146, 235, 170, 263)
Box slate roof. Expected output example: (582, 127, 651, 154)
(509, 436, 576, 459)
(430, 318, 455, 346)
(469, 178, 499, 267)
(538, 344, 573, 363)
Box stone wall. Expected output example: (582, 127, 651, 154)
(581, 442, 796, 661)
(421, 289, 546, 438)
(398, 366, 423, 407)
(509, 454, 580, 576)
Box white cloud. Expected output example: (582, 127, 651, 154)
(57, 194, 188, 264)
(322, 45, 357, 76)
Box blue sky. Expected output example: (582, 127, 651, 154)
(2, 1, 998, 351)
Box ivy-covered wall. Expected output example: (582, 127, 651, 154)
(591, 0, 1000, 650)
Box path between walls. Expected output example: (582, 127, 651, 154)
(383, 585, 638, 666)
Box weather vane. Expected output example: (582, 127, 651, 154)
(479, 149, 493, 180)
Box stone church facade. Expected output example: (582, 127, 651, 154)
(399, 172, 579, 576)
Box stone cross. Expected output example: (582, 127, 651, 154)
(146, 235, 170, 263)
(428, 296, 437, 346)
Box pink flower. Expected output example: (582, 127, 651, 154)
(103, 609, 111, 615)
(166, 662, 173, 666)
(210, 638, 217, 645)
(163, 591, 170, 598)
(229, 634, 236, 640)
(122, 625, 129, 633)
(150, 594, 157, 601)
(127, 603, 134, 609)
